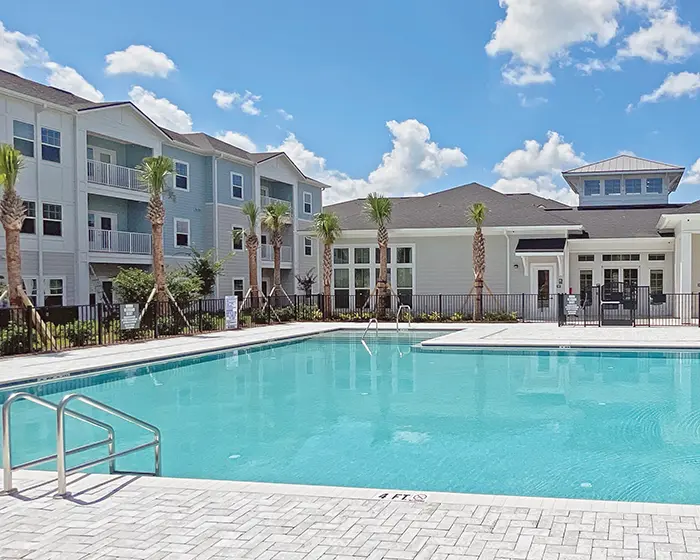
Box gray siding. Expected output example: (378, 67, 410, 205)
(88, 194, 148, 233)
(217, 159, 254, 207)
(217, 205, 250, 297)
(297, 235, 320, 293)
(43, 251, 76, 305)
(298, 183, 322, 219)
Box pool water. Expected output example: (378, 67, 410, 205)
(5, 331, 700, 504)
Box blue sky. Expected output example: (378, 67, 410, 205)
(2, 0, 700, 205)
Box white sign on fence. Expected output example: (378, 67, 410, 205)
(120, 303, 140, 329)
(565, 294, 579, 316)
(225, 296, 238, 329)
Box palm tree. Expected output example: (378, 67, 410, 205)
(262, 200, 291, 304)
(137, 155, 174, 303)
(363, 193, 392, 317)
(468, 202, 488, 321)
(313, 212, 342, 318)
(0, 144, 26, 307)
(240, 200, 261, 307)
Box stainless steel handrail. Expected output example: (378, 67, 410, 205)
(362, 318, 378, 340)
(56, 394, 161, 497)
(2, 392, 115, 495)
(396, 305, 412, 331)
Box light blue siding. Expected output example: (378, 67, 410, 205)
(217, 159, 253, 207)
(88, 195, 150, 234)
(125, 144, 151, 168)
(86, 135, 152, 168)
(162, 145, 212, 255)
(126, 201, 150, 233)
(262, 179, 293, 203)
(298, 183, 322, 219)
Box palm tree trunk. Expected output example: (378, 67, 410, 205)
(273, 235, 281, 306)
(323, 243, 332, 319)
(151, 223, 168, 303)
(247, 239, 259, 308)
(473, 228, 485, 321)
(377, 242, 388, 318)
(5, 227, 23, 307)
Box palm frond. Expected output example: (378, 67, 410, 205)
(241, 200, 259, 232)
(137, 155, 175, 198)
(262, 200, 291, 233)
(363, 193, 392, 227)
(313, 212, 342, 245)
(467, 202, 488, 227)
(0, 144, 24, 192)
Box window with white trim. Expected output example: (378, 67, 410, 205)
(333, 248, 349, 264)
(233, 278, 245, 300)
(44, 278, 64, 307)
(232, 226, 244, 250)
(648, 254, 666, 261)
(42, 203, 62, 236)
(231, 173, 244, 199)
(304, 236, 312, 257)
(584, 180, 600, 196)
(174, 161, 189, 191)
(303, 191, 313, 214)
(333, 268, 350, 308)
(174, 218, 190, 247)
(625, 178, 642, 194)
(646, 178, 663, 194)
(604, 179, 620, 195)
(22, 277, 38, 306)
(650, 270, 664, 296)
(578, 254, 594, 262)
(21, 201, 36, 234)
(41, 127, 61, 163)
(397, 247, 413, 264)
(13, 121, 34, 157)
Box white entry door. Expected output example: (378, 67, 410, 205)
(531, 265, 555, 309)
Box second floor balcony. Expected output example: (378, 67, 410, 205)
(89, 228, 152, 256)
(261, 195, 292, 211)
(260, 244, 292, 265)
(88, 160, 147, 193)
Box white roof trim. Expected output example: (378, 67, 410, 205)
(564, 155, 684, 175)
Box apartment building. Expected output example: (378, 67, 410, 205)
(0, 70, 328, 306)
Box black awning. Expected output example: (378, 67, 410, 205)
(515, 238, 567, 253)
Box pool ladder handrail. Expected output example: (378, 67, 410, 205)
(362, 318, 379, 340)
(396, 305, 412, 331)
(2, 392, 161, 497)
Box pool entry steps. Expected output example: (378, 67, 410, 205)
(2, 392, 161, 497)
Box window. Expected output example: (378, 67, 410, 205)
(13, 121, 34, 157)
(334, 268, 350, 308)
(354, 247, 370, 264)
(397, 247, 413, 264)
(174, 161, 189, 191)
(648, 254, 666, 261)
(304, 237, 312, 257)
(233, 278, 245, 300)
(604, 179, 621, 195)
(580, 270, 593, 305)
(334, 248, 349, 264)
(21, 201, 36, 234)
(22, 278, 38, 306)
(42, 203, 62, 236)
(625, 178, 642, 194)
(602, 254, 640, 262)
(375, 247, 391, 264)
(578, 254, 594, 262)
(584, 180, 600, 196)
(44, 278, 64, 307)
(41, 127, 61, 163)
(397, 267, 413, 306)
(231, 173, 244, 199)
(231, 226, 244, 250)
(174, 218, 190, 247)
(355, 268, 370, 307)
(303, 192, 313, 214)
(650, 270, 664, 296)
(646, 178, 663, 194)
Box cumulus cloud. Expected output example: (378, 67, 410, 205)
(215, 131, 258, 153)
(638, 71, 700, 105)
(213, 89, 262, 115)
(128, 86, 192, 132)
(491, 131, 584, 205)
(105, 45, 176, 77)
(683, 158, 700, 184)
(277, 109, 294, 121)
(576, 58, 622, 74)
(45, 62, 104, 102)
(618, 9, 700, 62)
(267, 119, 467, 204)
(0, 20, 46, 74)
(518, 93, 548, 107)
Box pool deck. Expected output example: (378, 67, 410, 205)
(5, 322, 700, 559)
(4, 470, 700, 560)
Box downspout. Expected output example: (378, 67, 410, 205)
(73, 110, 81, 304)
(35, 106, 44, 304)
(212, 156, 219, 297)
(504, 231, 511, 293)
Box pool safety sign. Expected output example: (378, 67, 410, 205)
(225, 295, 238, 329)
(565, 294, 579, 316)
(120, 303, 140, 330)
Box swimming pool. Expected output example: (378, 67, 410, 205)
(4, 330, 700, 505)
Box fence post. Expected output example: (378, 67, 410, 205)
(439, 294, 443, 317)
(521, 293, 525, 320)
(697, 293, 700, 328)
(154, 301, 159, 339)
(267, 300, 272, 324)
(294, 295, 298, 321)
(26, 308, 33, 353)
(97, 303, 103, 345)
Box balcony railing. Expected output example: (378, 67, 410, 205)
(261, 195, 292, 210)
(88, 229, 152, 255)
(87, 160, 147, 192)
(261, 244, 292, 263)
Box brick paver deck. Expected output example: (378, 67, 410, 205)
(3, 472, 700, 560)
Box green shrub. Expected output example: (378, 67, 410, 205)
(296, 305, 322, 321)
(483, 311, 518, 323)
(200, 312, 225, 331)
(156, 316, 183, 336)
(337, 311, 375, 322)
(0, 321, 31, 355)
(64, 320, 98, 347)
(450, 312, 466, 322)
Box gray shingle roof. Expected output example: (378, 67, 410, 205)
(0, 69, 96, 109)
(324, 183, 577, 230)
(564, 155, 685, 174)
(549, 205, 684, 238)
(505, 193, 571, 210)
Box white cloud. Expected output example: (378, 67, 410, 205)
(618, 10, 700, 62)
(502, 65, 554, 86)
(44, 62, 104, 102)
(617, 149, 637, 156)
(277, 108, 294, 121)
(212, 89, 261, 115)
(128, 86, 192, 132)
(575, 58, 621, 74)
(105, 45, 176, 77)
(493, 131, 585, 178)
(518, 93, 548, 107)
(267, 119, 468, 204)
(0, 20, 46, 75)
(683, 158, 700, 184)
(215, 131, 258, 153)
(638, 71, 700, 104)
(492, 175, 579, 206)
